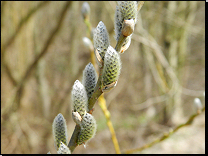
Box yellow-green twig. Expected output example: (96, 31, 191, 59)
(98, 95, 121, 154)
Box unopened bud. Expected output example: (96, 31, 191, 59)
(57, 141, 71, 154)
(81, 2, 90, 20)
(71, 80, 88, 117)
(194, 98, 202, 112)
(83, 37, 93, 51)
(82, 63, 98, 99)
(52, 113, 68, 150)
(102, 46, 121, 92)
(77, 113, 97, 145)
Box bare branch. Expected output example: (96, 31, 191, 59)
(123, 106, 205, 154)
(1, 1, 49, 58)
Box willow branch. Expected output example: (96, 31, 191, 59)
(68, 124, 81, 153)
(115, 34, 127, 52)
(1, 1, 49, 58)
(10, 1, 72, 112)
(123, 106, 205, 154)
(1, 1, 49, 87)
(98, 96, 121, 154)
(87, 15, 121, 152)
(2, 62, 17, 86)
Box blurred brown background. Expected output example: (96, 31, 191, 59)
(1, 1, 205, 154)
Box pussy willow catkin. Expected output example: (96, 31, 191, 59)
(57, 141, 71, 154)
(71, 80, 88, 117)
(77, 113, 97, 145)
(102, 45, 121, 92)
(82, 62, 97, 100)
(52, 113, 68, 150)
(93, 21, 110, 67)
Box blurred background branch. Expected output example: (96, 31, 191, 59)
(1, 1, 49, 86)
(2, 1, 72, 116)
(1, 1, 49, 58)
(123, 106, 205, 154)
(1, 1, 205, 154)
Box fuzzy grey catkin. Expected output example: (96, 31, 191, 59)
(118, 1, 137, 22)
(102, 45, 121, 92)
(52, 113, 68, 150)
(93, 21, 110, 66)
(114, 5, 123, 42)
(71, 80, 88, 117)
(57, 141, 71, 154)
(114, 1, 137, 53)
(115, 1, 137, 40)
(77, 113, 97, 145)
(82, 62, 98, 100)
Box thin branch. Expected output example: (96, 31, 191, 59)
(123, 106, 205, 154)
(88, 73, 104, 111)
(130, 93, 169, 111)
(2, 62, 18, 86)
(1, 1, 49, 58)
(1, 1, 7, 27)
(132, 34, 204, 111)
(20, 1, 72, 86)
(182, 87, 205, 97)
(1, 2, 49, 87)
(9, 1, 73, 112)
(52, 63, 86, 114)
(98, 96, 121, 154)
(68, 124, 81, 153)
(115, 34, 127, 52)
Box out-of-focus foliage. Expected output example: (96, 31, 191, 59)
(1, 1, 205, 154)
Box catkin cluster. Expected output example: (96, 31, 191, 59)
(50, 1, 141, 153)
(71, 63, 97, 146)
(93, 21, 121, 91)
